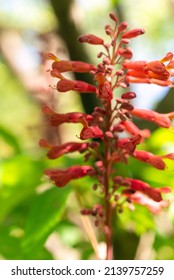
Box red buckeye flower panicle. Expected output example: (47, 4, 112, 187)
(40, 13, 174, 260)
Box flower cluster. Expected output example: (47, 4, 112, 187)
(40, 13, 174, 257)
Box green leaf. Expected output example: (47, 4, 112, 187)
(22, 186, 71, 252)
(0, 125, 21, 153)
(0, 154, 45, 223)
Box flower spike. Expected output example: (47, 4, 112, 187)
(40, 13, 174, 260)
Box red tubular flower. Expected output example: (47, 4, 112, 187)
(42, 105, 93, 126)
(40, 14, 174, 236)
(39, 139, 89, 159)
(95, 72, 113, 101)
(123, 60, 146, 70)
(45, 165, 95, 187)
(109, 13, 118, 22)
(130, 108, 171, 128)
(160, 52, 173, 63)
(124, 53, 174, 86)
(122, 28, 145, 39)
(121, 91, 136, 99)
(121, 120, 150, 138)
(50, 69, 65, 79)
(161, 153, 174, 160)
(52, 60, 96, 73)
(127, 192, 170, 214)
(57, 79, 97, 93)
(147, 61, 169, 80)
(80, 126, 103, 140)
(118, 48, 133, 59)
(78, 34, 104, 45)
(133, 150, 166, 170)
(127, 77, 172, 86)
(117, 135, 142, 154)
(99, 82, 113, 101)
(125, 178, 170, 202)
(117, 21, 128, 32)
(117, 138, 135, 153)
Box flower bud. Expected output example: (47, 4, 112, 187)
(133, 150, 166, 170)
(45, 166, 94, 187)
(105, 131, 114, 138)
(105, 24, 113, 36)
(46, 142, 89, 159)
(118, 21, 128, 32)
(80, 126, 103, 140)
(121, 92, 136, 99)
(109, 13, 118, 22)
(52, 60, 96, 73)
(160, 52, 173, 63)
(120, 102, 134, 111)
(57, 79, 97, 93)
(118, 48, 133, 59)
(123, 60, 146, 70)
(126, 178, 162, 202)
(130, 108, 171, 128)
(123, 28, 145, 39)
(78, 34, 104, 45)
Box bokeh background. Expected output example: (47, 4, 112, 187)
(0, 0, 174, 260)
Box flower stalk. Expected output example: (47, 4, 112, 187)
(40, 13, 174, 259)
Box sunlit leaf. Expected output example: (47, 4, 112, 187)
(0, 125, 21, 154)
(0, 154, 45, 223)
(22, 186, 72, 252)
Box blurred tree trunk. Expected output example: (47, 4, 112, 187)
(50, 0, 100, 114)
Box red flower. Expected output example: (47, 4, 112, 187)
(46, 53, 97, 73)
(78, 34, 104, 45)
(121, 120, 150, 139)
(127, 192, 170, 214)
(117, 21, 128, 32)
(117, 135, 142, 154)
(121, 91, 136, 99)
(42, 105, 93, 126)
(94, 72, 113, 101)
(80, 126, 103, 140)
(118, 48, 133, 59)
(123, 52, 174, 86)
(57, 79, 97, 93)
(122, 28, 145, 39)
(161, 153, 174, 160)
(133, 150, 166, 170)
(52, 60, 96, 73)
(45, 166, 95, 187)
(39, 139, 89, 159)
(125, 178, 170, 202)
(130, 108, 171, 128)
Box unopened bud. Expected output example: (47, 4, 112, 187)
(105, 24, 113, 36)
(118, 21, 128, 32)
(121, 103, 134, 111)
(116, 70, 124, 76)
(118, 47, 133, 59)
(121, 92, 136, 99)
(123, 28, 145, 39)
(78, 34, 104, 45)
(121, 38, 130, 44)
(105, 131, 114, 138)
(109, 13, 118, 22)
